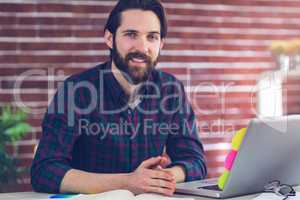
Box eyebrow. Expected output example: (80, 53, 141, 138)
(122, 30, 160, 35)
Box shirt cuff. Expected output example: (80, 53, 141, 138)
(52, 164, 73, 193)
(168, 160, 202, 182)
(31, 162, 72, 193)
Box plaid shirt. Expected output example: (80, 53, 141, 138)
(31, 61, 207, 193)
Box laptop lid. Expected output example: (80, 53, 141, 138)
(222, 115, 300, 197)
(176, 115, 300, 198)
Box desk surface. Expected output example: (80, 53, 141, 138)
(0, 191, 260, 200)
(1, 187, 300, 200)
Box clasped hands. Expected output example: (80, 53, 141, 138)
(126, 156, 176, 196)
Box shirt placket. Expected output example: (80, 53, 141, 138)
(126, 107, 140, 171)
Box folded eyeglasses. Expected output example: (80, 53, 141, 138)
(264, 180, 296, 200)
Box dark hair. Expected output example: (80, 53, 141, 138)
(104, 0, 167, 38)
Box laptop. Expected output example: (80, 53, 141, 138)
(176, 115, 300, 198)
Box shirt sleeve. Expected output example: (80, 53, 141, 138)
(30, 80, 80, 193)
(166, 81, 207, 182)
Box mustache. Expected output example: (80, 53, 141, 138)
(126, 51, 151, 63)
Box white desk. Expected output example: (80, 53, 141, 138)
(175, 193, 258, 200)
(1, 187, 300, 200)
(0, 191, 262, 200)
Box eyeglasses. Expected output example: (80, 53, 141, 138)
(264, 180, 296, 200)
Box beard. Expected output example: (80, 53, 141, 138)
(111, 39, 159, 85)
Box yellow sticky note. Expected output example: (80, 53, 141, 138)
(231, 128, 247, 151)
(218, 170, 230, 190)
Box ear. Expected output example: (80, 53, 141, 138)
(104, 30, 113, 49)
(160, 38, 165, 50)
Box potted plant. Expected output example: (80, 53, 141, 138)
(0, 106, 31, 192)
(270, 39, 300, 71)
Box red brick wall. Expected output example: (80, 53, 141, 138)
(1, 0, 300, 192)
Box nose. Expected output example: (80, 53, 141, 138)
(135, 36, 149, 54)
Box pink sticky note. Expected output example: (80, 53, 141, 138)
(224, 150, 237, 170)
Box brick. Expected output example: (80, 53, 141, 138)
(190, 68, 266, 75)
(0, 93, 49, 102)
(0, 3, 36, 12)
(0, 29, 38, 37)
(160, 56, 272, 62)
(189, 80, 257, 86)
(166, 8, 300, 18)
(0, 16, 18, 25)
(18, 42, 107, 51)
(164, 0, 300, 7)
(202, 137, 232, 144)
(164, 44, 268, 51)
(0, 42, 17, 50)
(168, 32, 297, 41)
(168, 20, 300, 30)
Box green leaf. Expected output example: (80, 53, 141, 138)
(0, 105, 31, 186)
(0, 106, 30, 128)
(4, 123, 31, 143)
(14, 108, 29, 123)
(0, 106, 14, 127)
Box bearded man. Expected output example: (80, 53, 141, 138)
(31, 0, 207, 196)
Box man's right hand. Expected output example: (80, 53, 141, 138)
(126, 157, 176, 196)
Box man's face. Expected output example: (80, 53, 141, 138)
(109, 9, 164, 84)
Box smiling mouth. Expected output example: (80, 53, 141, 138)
(130, 57, 146, 63)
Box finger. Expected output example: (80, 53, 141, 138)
(160, 168, 175, 176)
(146, 185, 175, 196)
(152, 165, 163, 170)
(157, 165, 163, 170)
(140, 157, 161, 169)
(150, 170, 174, 181)
(149, 179, 176, 190)
(159, 156, 171, 168)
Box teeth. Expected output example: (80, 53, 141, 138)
(132, 58, 145, 63)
